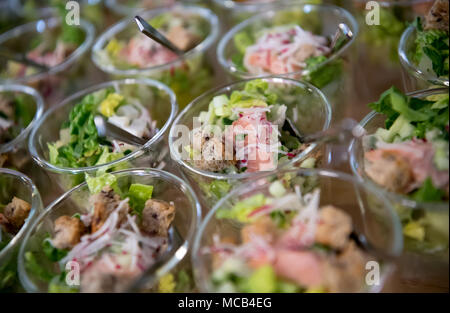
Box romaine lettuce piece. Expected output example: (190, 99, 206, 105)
(85, 173, 117, 194)
(244, 265, 277, 293)
(128, 183, 154, 214)
(216, 193, 267, 222)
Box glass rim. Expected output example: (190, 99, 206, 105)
(91, 4, 220, 76)
(0, 168, 42, 260)
(192, 167, 404, 293)
(213, 0, 288, 10)
(398, 25, 450, 87)
(0, 84, 45, 154)
(28, 78, 178, 174)
(216, 2, 359, 79)
(168, 75, 333, 180)
(349, 87, 450, 210)
(0, 16, 96, 84)
(105, 0, 174, 16)
(17, 167, 202, 293)
(354, 0, 434, 7)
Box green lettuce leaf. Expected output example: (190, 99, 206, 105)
(412, 178, 446, 202)
(128, 184, 154, 215)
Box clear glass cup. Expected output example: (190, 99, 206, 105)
(91, 4, 219, 108)
(17, 168, 201, 293)
(0, 168, 43, 292)
(398, 25, 450, 92)
(0, 16, 95, 105)
(28, 78, 178, 192)
(169, 77, 332, 208)
(192, 168, 403, 293)
(0, 84, 44, 173)
(349, 88, 449, 259)
(216, 3, 358, 121)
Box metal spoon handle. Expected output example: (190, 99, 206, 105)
(94, 115, 147, 146)
(134, 15, 184, 56)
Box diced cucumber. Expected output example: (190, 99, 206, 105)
(375, 128, 390, 143)
(300, 157, 316, 169)
(403, 221, 425, 242)
(269, 180, 286, 198)
(433, 140, 449, 171)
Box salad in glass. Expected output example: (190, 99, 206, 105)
(0, 16, 95, 102)
(192, 168, 403, 293)
(29, 78, 177, 191)
(399, 0, 449, 90)
(18, 168, 201, 293)
(217, 2, 358, 111)
(0, 84, 44, 171)
(92, 4, 219, 108)
(170, 78, 331, 207)
(0, 168, 42, 292)
(350, 87, 449, 256)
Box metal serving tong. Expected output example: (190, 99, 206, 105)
(94, 115, 148, 147)
(329, 23, 353, 54)
(134, 15, 185, 56)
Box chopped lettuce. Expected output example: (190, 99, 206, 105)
(204, 79, 277, 125)
(210, 180, 231, 199)
(216, 193, 266, 222)
(49, 88, 113, 169)
(48, 272, 78, 293)
(244, 265, 277, 293)
(411, 178, 446, 202)
(48, 87, 133, 174)
(86, 173, 117, 194)
(94, 147, 125, 174)
(234, 31, 254, 55)
(128, 183, 154, 215)
(149, 13, 171, 30)
(42, 236, 68, 262)
(433, 139, 449, 171)
(24, 252, 53, 282)
(369, 87, 449, 142)
(414, 17, 449, 78)
(304, 56, 342, 89)
(106, 39, 124, 58)
(212, 259, 303, 293)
